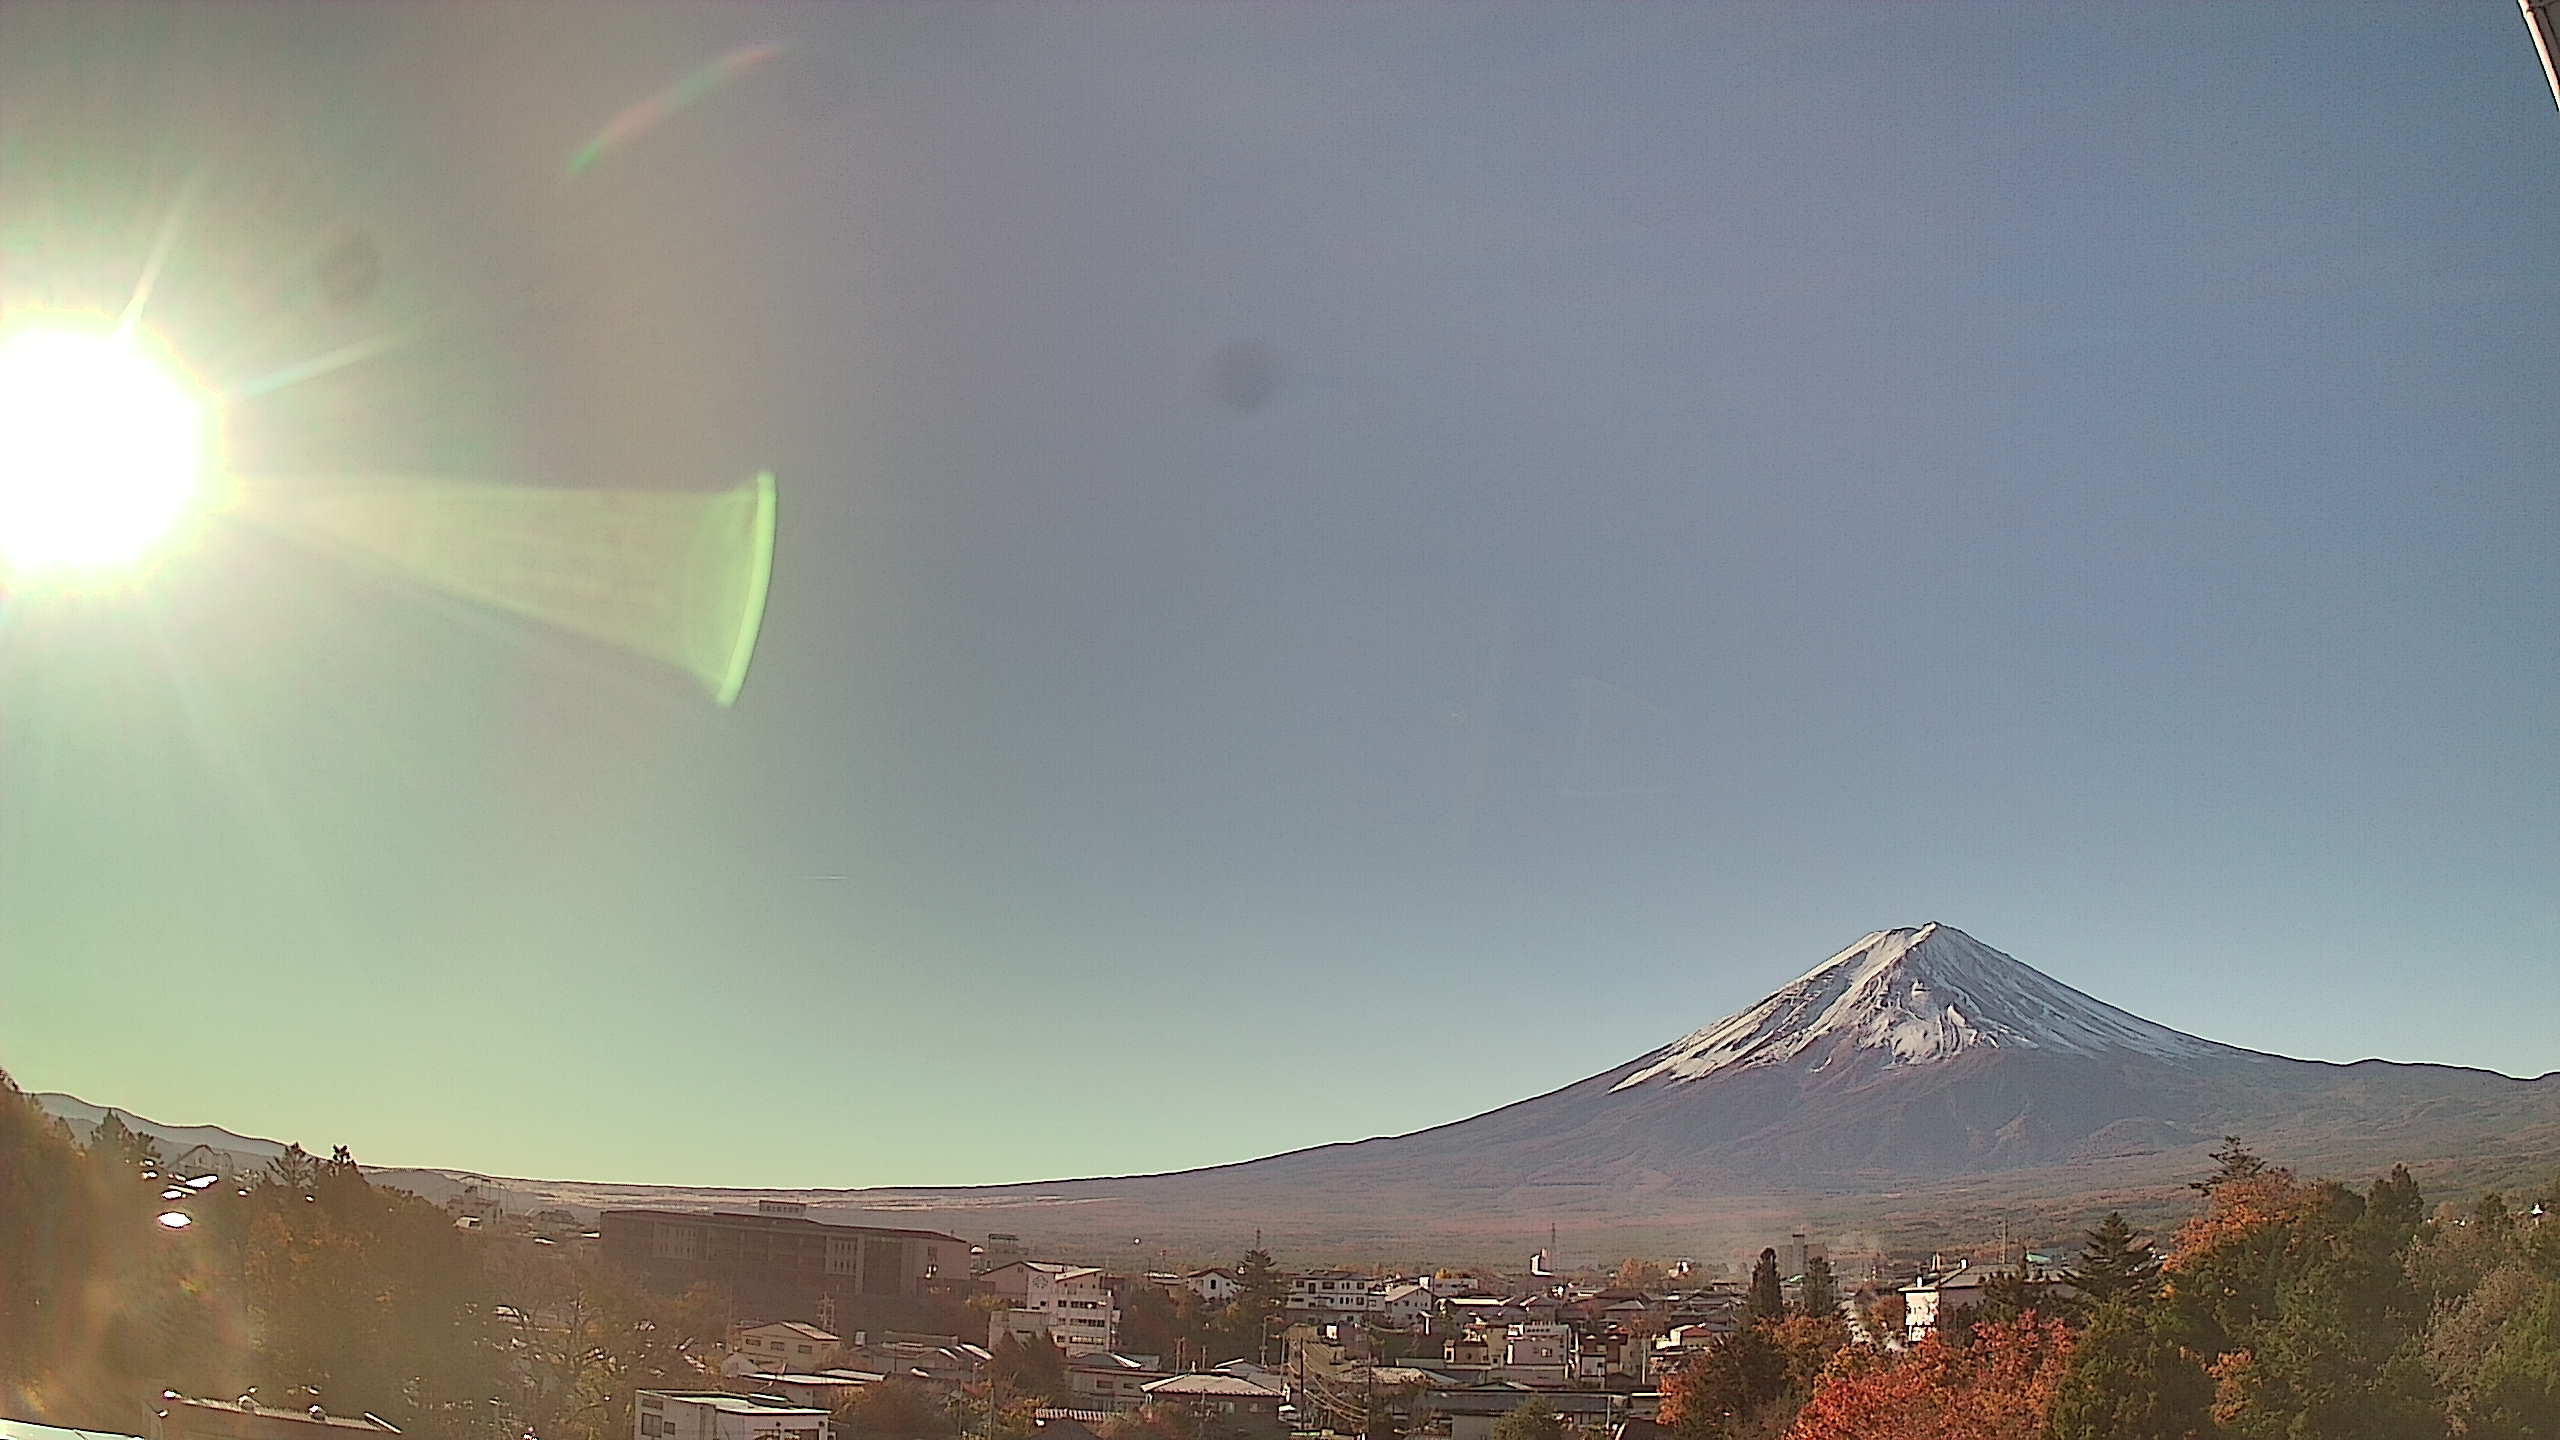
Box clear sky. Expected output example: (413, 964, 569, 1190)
(3, 2, 2555, 1188)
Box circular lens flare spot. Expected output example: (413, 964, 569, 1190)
(0, 322, 209, 578)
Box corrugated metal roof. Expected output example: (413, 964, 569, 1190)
(1140, 1375, 1284, 1398)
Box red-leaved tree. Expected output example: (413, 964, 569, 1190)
(1784, 1314, 2077, 1440)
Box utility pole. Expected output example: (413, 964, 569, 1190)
(2526, 0, 2560, 110)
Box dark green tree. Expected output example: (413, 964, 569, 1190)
(2468, 1278, 2560, 1440)
(2365, 1165, 2426, 1241)
(2070, 1212, 2162, 1306)
(1795, 1254, 1839, 1319)
(1487, 1397, 1562, 1440)
(1974, 1251, 2044, 1326)
(1228, 1248, 1288, 1362)
(986, 1330, 1068, 1404)
(1119, 1282, 1181, 1360)
(2192, 1135, 2274, 1194)
(2046, 1298, 2215, 1440)
(2210, 1266, 2445, 1439)
(1745, 1248, 1785, 1322)
(2159, 1171, 2448, 1440)
(1659, 1325, 1787, 1439)
(2474, 1192, 2517, 1238)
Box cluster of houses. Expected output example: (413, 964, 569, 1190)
(652, 1317, 1294, 1440)
(425, 1195, 2078, 1440)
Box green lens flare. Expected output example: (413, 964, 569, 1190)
(258, 471, 777, 705)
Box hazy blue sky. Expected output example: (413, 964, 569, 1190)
(3, 2, 2555, 1187)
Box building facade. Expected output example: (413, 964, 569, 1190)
(1027, 1265, 1118, 1353)
(1287, 1271, 1377, 1315)
(732, 1322, 841, 1374)
(1500, 1322, 1573, 1385)
(600, 1209, 966, 1318)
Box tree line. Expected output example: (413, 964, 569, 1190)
(3, 1069, 1315, 1440)
(2, 1071, 730, 1440)
(1656, 1138, 2560, 1439)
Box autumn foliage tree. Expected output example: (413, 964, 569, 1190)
(1775, 1141, 2541, 1440)
(1615, 1258, 1669, 1290)
(1783, 1314, 2076, 1440)
(1660, 1316, 1846, 1439)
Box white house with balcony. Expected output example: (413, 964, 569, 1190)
(1288, 1271, 1377, 1315)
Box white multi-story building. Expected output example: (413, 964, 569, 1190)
(635, 1393, 829, 1440)
(1187, 1267, 1240, 1304)
(1500, 1323, 1573, 1385)
(1025, 1264, 1119, 1354)
(1288, 1271, 1377, 1315)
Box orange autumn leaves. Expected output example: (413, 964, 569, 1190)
(1784, 1315, 2077, 1440)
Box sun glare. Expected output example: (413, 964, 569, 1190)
(0, 321, 210, 581)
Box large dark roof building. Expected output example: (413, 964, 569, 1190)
(600, 1208, 968, 1318)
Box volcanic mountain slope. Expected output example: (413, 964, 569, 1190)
(1071, 923, 2560, 1203)
(47, 924, 2560, 1259)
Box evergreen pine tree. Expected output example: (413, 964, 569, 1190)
(1233, 1248, 1287, 1363)
(2192, 1135, 2272, 1194)
(2069, 1212, 2161, 1305)
(2367, 1165, 2424, 1232)
(1746, 1248, 1785, 1322)
(1796, 1254, 1839, 1318)
(2046, 1298, 2216, 1440)
(265, 1142, 323, 1193)
(88, 1110, 163, 1171)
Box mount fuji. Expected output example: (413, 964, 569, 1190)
(44, 924, 2560, 1259)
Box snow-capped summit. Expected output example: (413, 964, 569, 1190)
(1612, 922, 2232, 1090)
(41, 921, 2555, 1260)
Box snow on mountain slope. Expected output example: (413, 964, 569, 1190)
(1613, 922, 2237, 1090)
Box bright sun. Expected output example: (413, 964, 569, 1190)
(0, 321, 210, 580)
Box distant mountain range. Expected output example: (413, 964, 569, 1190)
(36, 924, 2560, 1265)
(34, 1091, 288, 1169)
